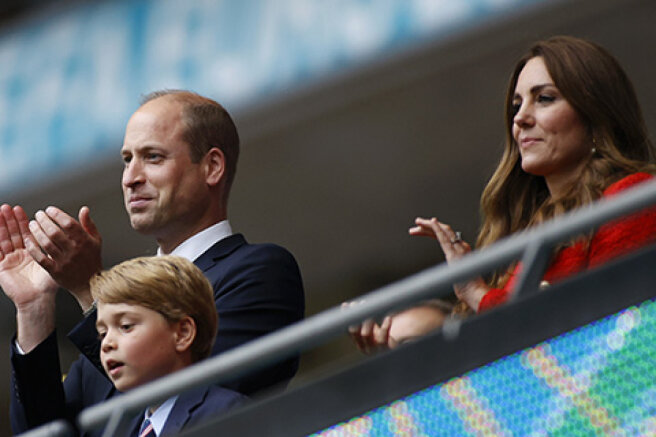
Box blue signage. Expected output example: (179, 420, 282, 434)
(0, 0, 544, 195)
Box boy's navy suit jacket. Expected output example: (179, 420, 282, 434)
(10, 234, 304, 436)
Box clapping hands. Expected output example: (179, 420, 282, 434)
(0, 204, 59, 351)
(24, 206, 102, 310)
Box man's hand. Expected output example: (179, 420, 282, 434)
(0, 204, 59, 352)
(23, 205, 102, 312)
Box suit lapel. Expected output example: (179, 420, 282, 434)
(159, 388, 209, 436)
(125, 410, 145, 437)
(193, 233, 246, 272)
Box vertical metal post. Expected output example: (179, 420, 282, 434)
(512, 238, 553, 299)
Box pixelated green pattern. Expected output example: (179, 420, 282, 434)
(311, 298, 656, 436)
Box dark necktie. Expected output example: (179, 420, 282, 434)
(139, 418, 156, 437)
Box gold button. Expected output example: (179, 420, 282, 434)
(539, 280, 550, 290)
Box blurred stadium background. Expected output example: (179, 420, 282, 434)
(0, 0, 654, 435)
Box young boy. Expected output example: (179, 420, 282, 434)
(91, 255, 247, 436)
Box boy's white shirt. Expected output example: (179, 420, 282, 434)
(144, 395, 178, 436)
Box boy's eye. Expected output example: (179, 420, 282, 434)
(120, 323, 134, 332)
(97, 331, 106, 341)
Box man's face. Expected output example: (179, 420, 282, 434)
(121, 97, 210, 243)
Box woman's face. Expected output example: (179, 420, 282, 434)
(512, 57, 590, 195)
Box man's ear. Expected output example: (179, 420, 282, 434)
(204, 147, 225, 187)
(174, 316, 197, 354)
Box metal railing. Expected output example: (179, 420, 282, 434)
(181, 243, 656, 437)
(27, 178, 656, 437)
(16, 421, 74, 437)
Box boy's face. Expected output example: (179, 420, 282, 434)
(96, 302, 183, 391)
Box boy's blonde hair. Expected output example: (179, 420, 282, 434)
(90, 255, 217, 362)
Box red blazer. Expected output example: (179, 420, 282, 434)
(478, 172, 656, 312)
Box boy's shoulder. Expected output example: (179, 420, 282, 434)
(180, 383, 247, 413)
(165, 385, 248, 434)
(202, 384, 249, 408)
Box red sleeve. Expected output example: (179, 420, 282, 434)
(478, 266, 519, 313)
(478, 173, 656, 312)
(478, 287, 509, 312)
(589, 173, 656, 267)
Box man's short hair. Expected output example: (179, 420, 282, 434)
(141, 90, 240, 195)
(90, 255, 217, 362)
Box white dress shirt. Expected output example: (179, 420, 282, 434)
(157, 220, 233, 262)
(142, 395, 178, 436)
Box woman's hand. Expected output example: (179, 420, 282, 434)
(409, 217, 488, 311)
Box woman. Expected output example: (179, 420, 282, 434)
(351, 36, 656, 352)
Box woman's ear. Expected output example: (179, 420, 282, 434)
(174, 316, 197, 354)
(204, 147, 226, 187)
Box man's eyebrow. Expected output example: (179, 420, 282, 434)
(124, 145, 167, 154)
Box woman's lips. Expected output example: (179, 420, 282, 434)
(520, 137, 541, 148)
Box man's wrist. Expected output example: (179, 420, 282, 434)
(15, 296, 57, 353)
(15, 339, 26, 355)
(71, 285, 94, 313)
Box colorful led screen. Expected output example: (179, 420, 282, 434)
(311, 298, 656, 436)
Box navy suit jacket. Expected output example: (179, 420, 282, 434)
(126, 385, 247, 437)
(10, 234, 304, 435)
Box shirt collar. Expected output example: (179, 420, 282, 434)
(157, 220, 233, 262)
(144, 395, 178, 436)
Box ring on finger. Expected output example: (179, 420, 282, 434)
(450, 231, 462, 244)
